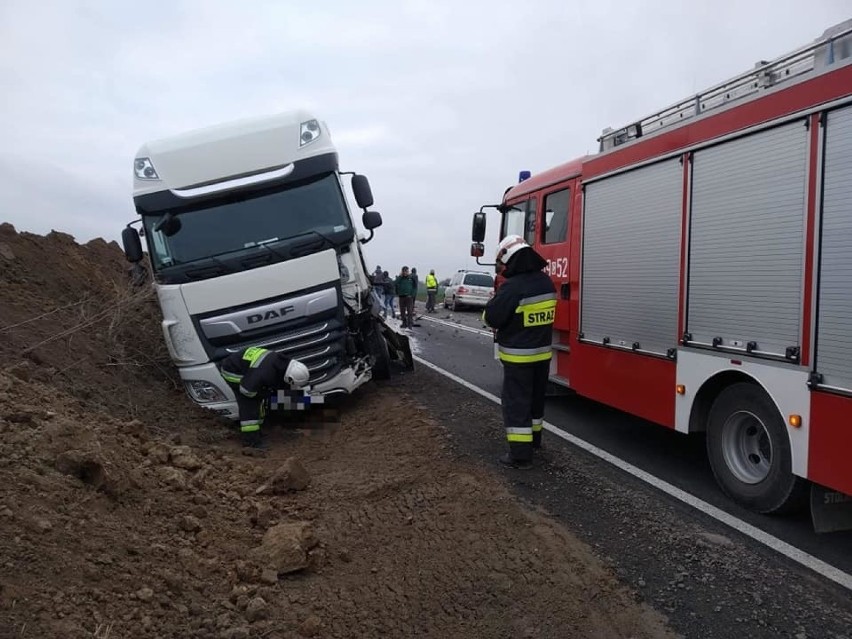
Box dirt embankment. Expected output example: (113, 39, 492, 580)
(0, 225, 677, 638)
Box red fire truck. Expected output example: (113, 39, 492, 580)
(472, 21, 852, 529)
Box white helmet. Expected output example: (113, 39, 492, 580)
(496, 234, 530, 264)
(284, 359, 310, 388)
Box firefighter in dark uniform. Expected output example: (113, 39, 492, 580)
(219, 346, 310, 448)
(484, 235, 557, 469)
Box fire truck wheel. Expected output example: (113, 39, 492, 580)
(365, 324, 391, 381)
(706, 382, 807, 515)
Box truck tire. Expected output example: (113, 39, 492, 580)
(706, 382, 807, 514)
(365, 324, 391, 381)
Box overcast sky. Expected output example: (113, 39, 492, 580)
(1, 1, 849, 281)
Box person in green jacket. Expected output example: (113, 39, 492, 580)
(395, 266, 416, 328)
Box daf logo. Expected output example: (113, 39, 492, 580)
(246, 305, 296, 324)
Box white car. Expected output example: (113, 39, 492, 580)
(443, 270, 494, 311)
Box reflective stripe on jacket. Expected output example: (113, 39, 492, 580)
(483, 270, 556, 364)
(219, 347, 291, 398)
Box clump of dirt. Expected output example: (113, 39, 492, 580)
(0, 227, 677, 638)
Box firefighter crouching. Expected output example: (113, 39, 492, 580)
(218, 346, 310, 448)
(484, 235, 556, 469)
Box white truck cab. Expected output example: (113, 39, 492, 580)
(122, 110, 411, 419)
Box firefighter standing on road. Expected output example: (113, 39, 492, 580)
(484, 235, 556, 469)
(219, 347, 310, 448)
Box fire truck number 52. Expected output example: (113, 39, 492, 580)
(546, 257, 568, 278)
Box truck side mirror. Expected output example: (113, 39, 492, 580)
(122, 226, 144, 263)
(470, 242, 485, 258)
(362, 210, 383, 230)
(352, 174, 374, 209)
(472, 212, 487, 242)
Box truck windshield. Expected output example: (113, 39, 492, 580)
(142, 172, 351, 271)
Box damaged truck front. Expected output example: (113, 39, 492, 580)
(121, 110, 413, 419)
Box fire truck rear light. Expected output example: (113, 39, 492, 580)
(134, 157, 159, 180)
(300, 119, 321, 146)
(789, 414, 802, 428)
(676, 384, 686, 395)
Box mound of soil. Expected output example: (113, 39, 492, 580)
(0, 227, 676, 638)
(0, 222, 201, 431)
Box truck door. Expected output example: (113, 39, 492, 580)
(534, 185, 572, 334)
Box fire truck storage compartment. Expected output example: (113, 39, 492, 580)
(686, 120, 808, 359)
(581, 158, 682, 356)
(816, 104, 852, 391)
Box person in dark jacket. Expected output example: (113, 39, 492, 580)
(484, 235, 556, 469)
(395, 266, 417, 328)
(410, 267, 419, 307)
(382, 270, 396, 318)
(219, 347, 310, 448)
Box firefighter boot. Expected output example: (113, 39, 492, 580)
(532, 431, 543, 450)
(497, 452, 533, 470)
(241, 429, 267, 450)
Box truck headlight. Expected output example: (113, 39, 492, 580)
(134, 157, 160, 180)
(300, 120, 321, 146)
(184, 380, 227, 403)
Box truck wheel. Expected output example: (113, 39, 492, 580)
(365, 324, 391, 381)
(706, 382, 807, 514)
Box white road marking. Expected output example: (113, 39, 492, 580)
(418, 314, 493, 338)
(413, 354, 852, 594)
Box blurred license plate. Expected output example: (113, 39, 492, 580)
(270, 389, 324, 411)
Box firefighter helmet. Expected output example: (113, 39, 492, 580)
(284, 359, 310, 388)
(496, 234, 529, 264)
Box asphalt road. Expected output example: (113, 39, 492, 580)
(407, 303, 852, 581)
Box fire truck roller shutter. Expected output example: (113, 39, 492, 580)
(816, 104, 852, 391)
(581, 158, 682, 355)
(687, 121, 808, 359)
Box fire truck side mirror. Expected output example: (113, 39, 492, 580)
(122, 226, 143, 263)
(470, 242, 485, 258)
(472, 212, 487, 242)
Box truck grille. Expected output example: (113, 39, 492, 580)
(193, 283, 348, 385)
(221, 318, 347, 384)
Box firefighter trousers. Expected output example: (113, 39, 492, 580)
(224, 380, 265, 435)
(500, 360, 549, 461)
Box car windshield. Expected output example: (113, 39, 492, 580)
(142, 173, 351, 270)
(463, 273, 493, 287)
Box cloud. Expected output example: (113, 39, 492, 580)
(1, 0, 849, 281)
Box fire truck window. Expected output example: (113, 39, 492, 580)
(525, 199, 537, 245)
(543, 189, 570, 244)
(502, 198, 537, 245)
(502, 201, 527, 238)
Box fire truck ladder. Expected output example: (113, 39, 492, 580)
(598, 20, 852, 152)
